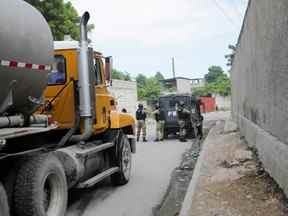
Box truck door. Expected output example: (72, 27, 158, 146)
(93, 56, 110, 132)
(44, 52, 76, 129)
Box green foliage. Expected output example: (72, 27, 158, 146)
(142, 77, 161, 101)
(112, 69, 131, 81)
(193, 66, 231, 96)
(136, 72, 166, 101)
(155, 72, 165, 81)
(136, 74, 147, 87)
(192, 86, 211, 97)
(205, 66, 225, 83)
(24, 0, 94, 40)
(111, 69, 168, 101)
(210, 75, 231, 96)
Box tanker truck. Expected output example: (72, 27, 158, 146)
(0, 1, 136, 216)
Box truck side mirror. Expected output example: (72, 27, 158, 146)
(105, 56, 113, 86)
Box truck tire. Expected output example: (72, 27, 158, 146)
(0, 183, 10, 216)
(14, 154, 67, 216)
(111, 131, 132, 186)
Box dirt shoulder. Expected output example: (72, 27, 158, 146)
(188, 121, 288, 216)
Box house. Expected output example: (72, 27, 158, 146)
(161, 77, 205, 94)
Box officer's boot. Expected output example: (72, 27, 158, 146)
(143, 137, 147, 142)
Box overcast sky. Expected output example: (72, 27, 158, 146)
(70, 0, 248, 79)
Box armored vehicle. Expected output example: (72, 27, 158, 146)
(159, 94, 203, 139)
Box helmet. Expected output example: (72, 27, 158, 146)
(155, 103, 159, 109)
(179, 101, 185, 107)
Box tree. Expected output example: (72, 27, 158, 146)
(136, 74, 147, 88)
(24, 0, 94, 40)
(136, 74, 163, 101)
(212, 76, 231, 96)
(192, 86, 211, 97)
(137, 77, 161, 101)
(205, 66, 225, 83)
(143, 77, 161, 101)
(136, 74, 148, 100)
(154, 72, 165, 81)
(193, 66, 231, 96)
(112, 69, 131, 81)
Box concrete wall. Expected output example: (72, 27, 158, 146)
(176, 79, 192, 94)
(191, 78, 205, 88)
(231, 0, 288, 196)
(214, 94, 231, 110)
(108, 79, 138, 115)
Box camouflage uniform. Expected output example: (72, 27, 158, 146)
(136, 104, 147, 142)
(190, 98, 204, 139)
(152, 107, 165, 141)
(137, 120, 146, 141)
(177, 103, 191, 142)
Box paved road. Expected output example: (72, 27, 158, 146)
(66, 121, 191, 216)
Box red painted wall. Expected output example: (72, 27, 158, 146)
(200, 96, 216, 113)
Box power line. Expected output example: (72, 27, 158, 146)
(211, 0, 238, 29)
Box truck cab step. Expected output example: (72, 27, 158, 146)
(77, 167, 119, 188)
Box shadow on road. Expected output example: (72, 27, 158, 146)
(67, 181, 116, 216)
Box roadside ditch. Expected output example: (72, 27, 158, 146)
(153, 126, 212, 216)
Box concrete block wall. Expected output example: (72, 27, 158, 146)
(214, 94, 231, 110)
(231, 0, 288, 196)
(108, 79, 138, 115)
(176, 79, 192, 94)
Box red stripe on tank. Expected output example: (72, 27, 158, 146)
(25, 63, 33, 69)
(0, 59, 51, 71)
(9, 61, 18, 67)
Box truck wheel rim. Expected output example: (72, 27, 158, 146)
(42, 172, 64, 216)
(122, 139, 132, 179)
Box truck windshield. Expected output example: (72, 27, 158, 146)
(48, 55, 66, 85)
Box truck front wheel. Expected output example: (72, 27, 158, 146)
(0, 183, 9, 216)
(111, 131, 132, 185)
(14, 154, 67, 216)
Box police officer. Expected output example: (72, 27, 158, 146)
(196, 98, 204, 139)
(136, 103, 147, 142)
(177, 101, 191, 142)
(152, 103, 165, 142)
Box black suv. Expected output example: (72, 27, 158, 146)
(159, 94, 203, 138)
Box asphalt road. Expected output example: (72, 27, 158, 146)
(66, 120, 191, 216)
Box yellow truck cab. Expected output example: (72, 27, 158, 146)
(43, 41, 135, 136)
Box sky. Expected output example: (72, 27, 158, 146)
(69, 0, 248, 79)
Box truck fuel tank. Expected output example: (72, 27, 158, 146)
(0, 0, 54, 116)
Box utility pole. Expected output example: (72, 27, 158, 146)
(172, 57, 176, 78)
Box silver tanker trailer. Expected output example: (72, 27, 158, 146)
(0, 1, 55, 215)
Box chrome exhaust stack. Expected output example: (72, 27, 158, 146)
(71, 12, 93, 142)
